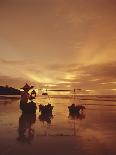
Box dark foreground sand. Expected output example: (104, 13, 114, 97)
(0, 96, 116, 155)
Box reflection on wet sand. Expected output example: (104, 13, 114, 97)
(17, 114, 36, 144)
(0, 96, 116, 155)
(68, 111, 86, 136)
(0, 96, 19, 105)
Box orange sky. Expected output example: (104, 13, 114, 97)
(0, 0, 116, 94)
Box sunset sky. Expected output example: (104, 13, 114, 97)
(0, 0, 116, 94)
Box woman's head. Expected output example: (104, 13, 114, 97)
(21, 83, 34, 92)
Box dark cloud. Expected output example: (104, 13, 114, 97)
(78, 62, 116, 79)
(46, 62, 116, 93)
(50, 61, 116, 80)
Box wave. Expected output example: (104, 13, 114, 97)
(43, 95, 116, 102)
(83, 103, 116, 107)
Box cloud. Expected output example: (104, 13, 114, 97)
(78, 61, 116, 79)
(0, 59, 25, 65)
(44, 61, 116, 94)
(0, 0, 116, 94)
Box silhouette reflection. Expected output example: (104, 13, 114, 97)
(68, 111, 86, 136)
(69, 111, 86, 120)
(39, 113, 53, 125)
(17, 114, 36, 144)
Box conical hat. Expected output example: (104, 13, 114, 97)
(21, 83, 34, 90)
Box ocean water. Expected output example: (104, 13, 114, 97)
(0, 95, 116, 155)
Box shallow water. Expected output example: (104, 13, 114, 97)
(0, 95, 116, 155)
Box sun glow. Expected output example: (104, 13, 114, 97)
(111, 89, 116, 91)
(86, 89, 94, 92)
(44, 84, 57, 87)
(65, 74, 76, 80)
(25, 73, 53, 83)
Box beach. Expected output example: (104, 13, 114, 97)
(0, 95, 116, 155)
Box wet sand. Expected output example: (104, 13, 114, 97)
(0, 95, 116, 155)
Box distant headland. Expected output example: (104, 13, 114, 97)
(0, 85, 21, 95)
